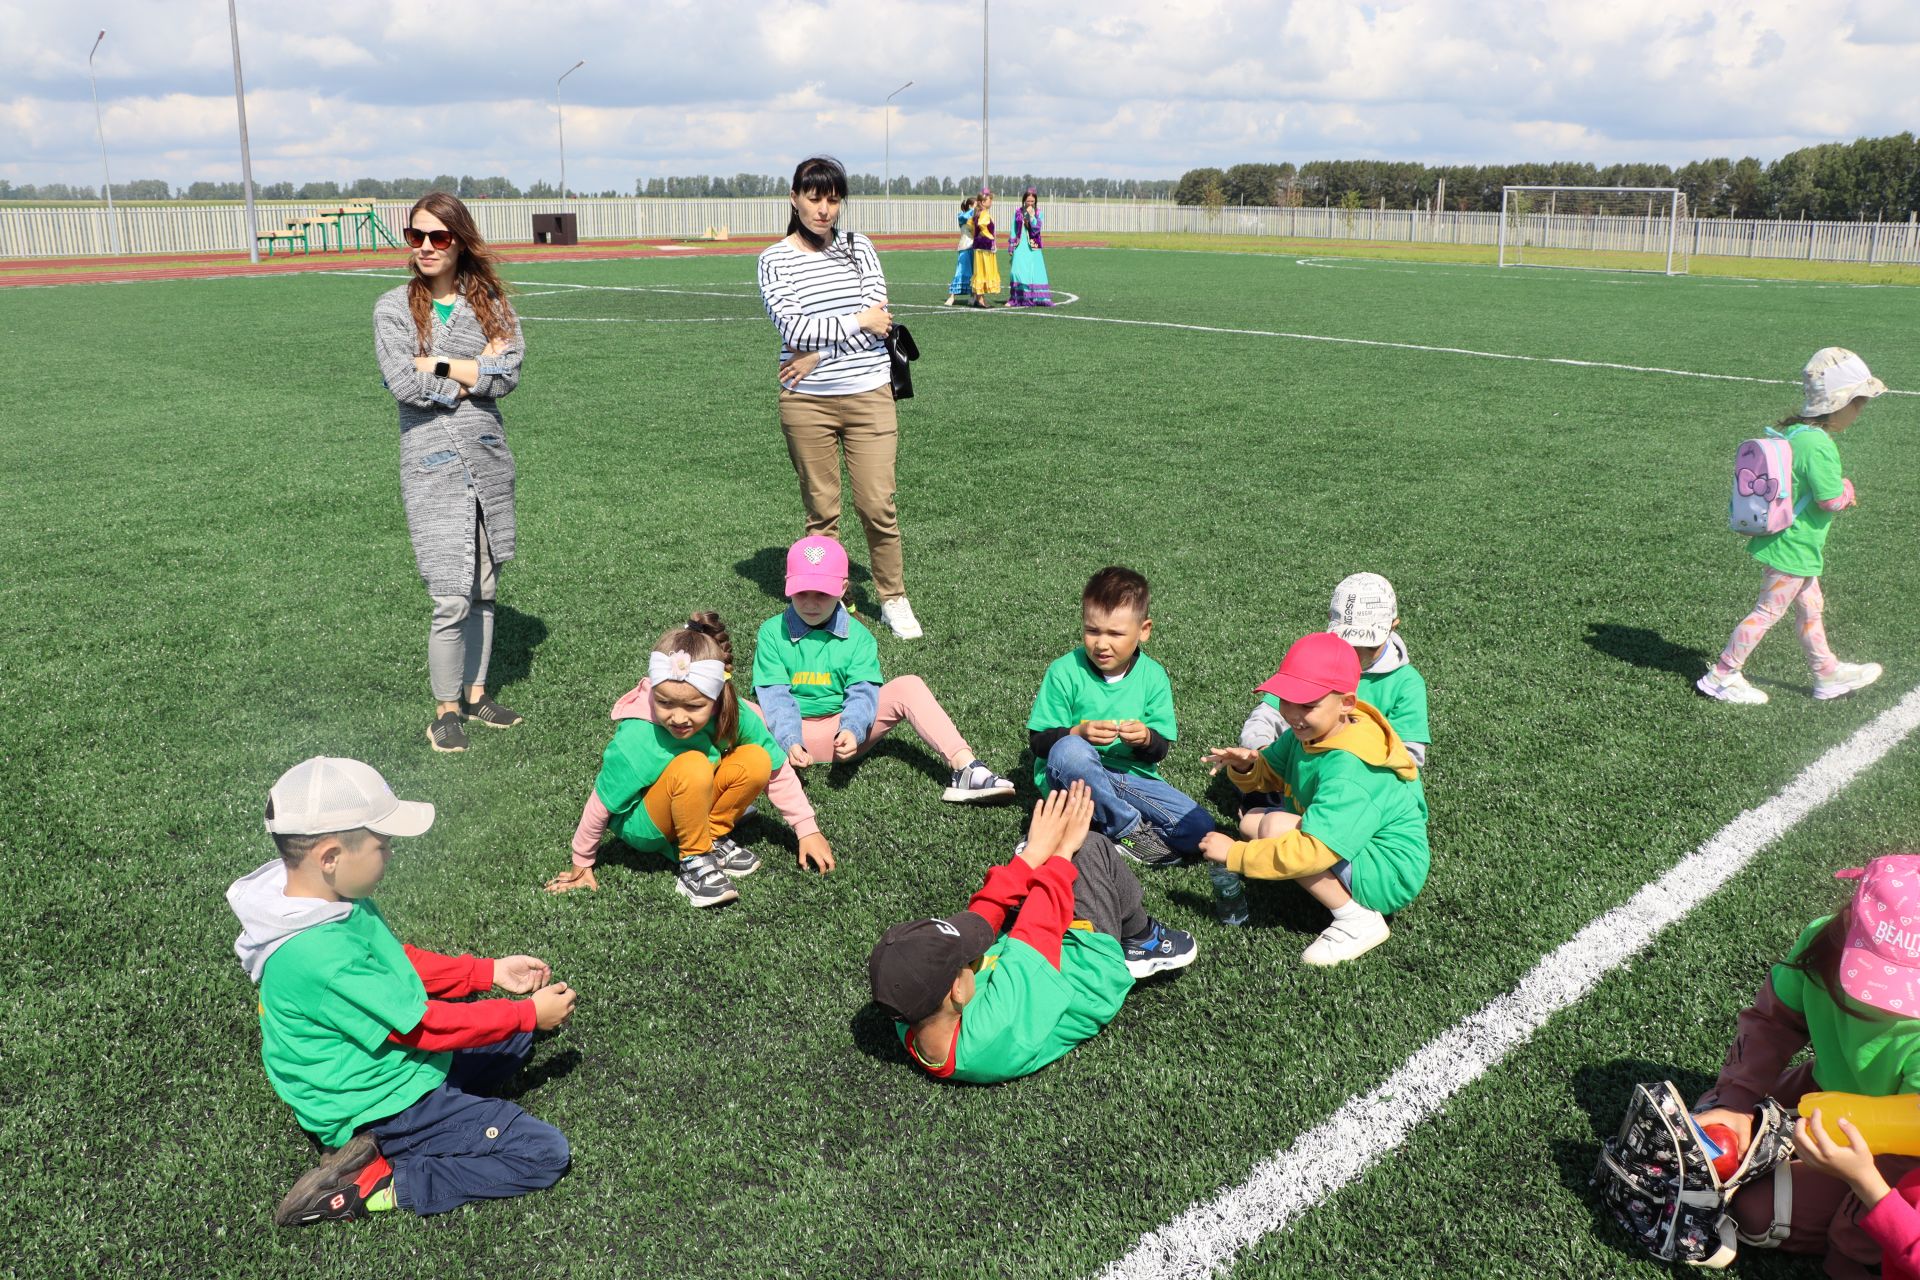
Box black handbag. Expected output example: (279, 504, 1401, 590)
(886, 323, 919, 400)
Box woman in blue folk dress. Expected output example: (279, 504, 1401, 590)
(1007, 188, 1053, 307)
(944, 196, 975, 305)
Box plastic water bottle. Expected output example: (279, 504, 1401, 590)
(1209, 864, 1249, 926)
(1799, 1092, 1920, 1155)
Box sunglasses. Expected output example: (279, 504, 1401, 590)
(403, 227, 454, 250)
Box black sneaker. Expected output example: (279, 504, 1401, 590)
(462, 695, 524, 728)
(710, 837, 761, 878)
(273, 1133, 392, 1227)
(1116, 823, 1182, 867)
(427, 711, 469, 753)
(1122, 918, 1199, 978)
(674, 852, 739, 908)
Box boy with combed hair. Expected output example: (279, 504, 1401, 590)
(1026, 566, 1216, 867)
(227, 757, 577, 1225)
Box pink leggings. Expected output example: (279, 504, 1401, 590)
(1715, 569, 1838, 678)
(800, 674, 971, 764)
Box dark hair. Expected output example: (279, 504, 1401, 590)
(1083, 566, 1151, 620)
(960, 196, 975, 211)
(269, 825, 373, 868)
(786, 156, 850, 252)
(1776, 395, 1871, 430)
(652, 612, 739, 749)
(405, 191, 514, 354)
(1784, 911, 1886, 1022)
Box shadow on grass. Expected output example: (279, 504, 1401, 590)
(493, 603, 550, 689)
(819, 736, 953, 792)
(734, 544, 877, 612)
(849, 1002, 910, 1066)
(1584, 622, 1709, 681)
(503, 1047, 583, 1100)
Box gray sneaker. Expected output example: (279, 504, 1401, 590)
(1116, 823, 1182, 868)
(943, 761, 1015, 803)
(710, 837, 761, 878)
(674, 853, 739, 908)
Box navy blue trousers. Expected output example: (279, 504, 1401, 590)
(366, 1031, 570, 1216)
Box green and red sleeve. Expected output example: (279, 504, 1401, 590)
(388, 945, 536, 1052)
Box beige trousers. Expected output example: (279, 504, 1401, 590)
(778, 385, 904, 599)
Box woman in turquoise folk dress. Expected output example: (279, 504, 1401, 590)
(1007, 188, 1053, 307)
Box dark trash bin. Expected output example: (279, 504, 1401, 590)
(532, 213, 579, 246)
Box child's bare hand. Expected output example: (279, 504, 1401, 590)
(531, 982, 577, 1031)
(1205, 746, 1257, 775)
(494, 955, 551, 993)
(1795, 1110, 1892, 1205)
(1199, 831, 1234, 864)
(1052, 782, 1094, 861)
(786, 744, 814, 768)
(797, 832, 836, 874)
(1082, 719, 1121, 746)
(1691, 1107, 1753, 1157)
(1116, 719, 1151, 746)
(833, 729, 861, 761)
(1022, 784, 1084, 865)
(544, 866, 598, 894)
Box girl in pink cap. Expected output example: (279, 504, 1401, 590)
(1693, 856, 1920, 1276)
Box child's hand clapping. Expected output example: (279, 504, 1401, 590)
(1204, 746, 1258, 775)
(1020, 781, 1093, 868)
(833, 729, 861, 761)
(1796, 1108, 1894, 1207)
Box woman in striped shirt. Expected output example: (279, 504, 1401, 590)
(756, 156, 922, 640)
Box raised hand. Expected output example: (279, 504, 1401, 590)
(493, 955, 551, 993)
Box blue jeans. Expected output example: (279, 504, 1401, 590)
(1044, 735, 1215, 852)
(366, 1031, 570, 1216)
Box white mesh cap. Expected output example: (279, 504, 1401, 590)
(1328, 572, 1398, 647)
(264, 757, 435, 838)
(1801, 347, 1887, 417)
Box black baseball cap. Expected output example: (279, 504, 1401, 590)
(867, 911, 995, 1024)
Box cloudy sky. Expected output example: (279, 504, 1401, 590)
(4, 0, 1918, 191)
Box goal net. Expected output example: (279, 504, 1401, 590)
(1498, 186, 1690, 275)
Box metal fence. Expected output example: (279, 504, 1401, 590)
(4, 197, 1918, 266)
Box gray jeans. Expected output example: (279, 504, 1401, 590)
(1066, 834, 1151, 942)
(428, 508, 496, 702)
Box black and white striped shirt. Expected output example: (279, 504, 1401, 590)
(756, 232, 891, 396)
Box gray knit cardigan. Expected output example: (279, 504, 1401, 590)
(372, 283, 525, 597)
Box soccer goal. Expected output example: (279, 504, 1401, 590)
(1498, 186, 1690, 275)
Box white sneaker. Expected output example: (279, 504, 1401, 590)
(879, 596, 923, 640)
(1301, 909, 1390, 966)
(943, 761, 1015, 803)
(1814, 661, 1883, 701)
(1696, 667, 1768, 705)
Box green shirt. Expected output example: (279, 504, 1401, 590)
(593, 704, 787, 852)
(1027, 650, 1177, 790)
(432, 299, 455, 325)
(751, 610, 883, 718)
(1774, 916, 1920, 1097)
(1258, 728, 1430, 913)
(1748, 426, 1845, 578)
(1263, 663, 1430, 746)
(895, 930, 1133, 1084)
(258, 900, 448, 1147)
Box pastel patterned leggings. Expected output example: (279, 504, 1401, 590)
(1714, 569, 1839, 678)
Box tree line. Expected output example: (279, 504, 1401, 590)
(1172, 133, 1920, 220)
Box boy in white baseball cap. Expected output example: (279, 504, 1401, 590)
(1241, 572, 1430, 768)
(227, 757, 577, 1226)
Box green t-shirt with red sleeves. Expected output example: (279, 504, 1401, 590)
(258, 899, 448, 1147)
(1263, 663, 1430, 746)
(1026, 650, 1177, 790)
(751, 610, 884, 718)
(894, 929, 1134, 1084)
(1257, 728, 1430, 914)
(1773, 915, 1920, 1097)
(593, 705, 787, 853)
(1748, 426, 1846, 578)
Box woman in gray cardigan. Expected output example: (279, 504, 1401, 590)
(373, 192, 527, 752)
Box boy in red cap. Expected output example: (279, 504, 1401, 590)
(1202, 632, 1429, 966)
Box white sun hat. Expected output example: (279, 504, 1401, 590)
(1801, 347, 1887, 418)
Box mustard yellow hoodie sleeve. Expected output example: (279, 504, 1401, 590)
(1225, 830, 1342, 880)
(1227, 756, 1286, 795)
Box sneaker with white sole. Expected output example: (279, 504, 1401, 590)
(943, 761, 1015, 803)
(1696, 667, 1768, 705)
(1301, 908, 1391, 966)
(710, 837, 761, 878)
(674, 853, 739, 908)
(1115, 823, 1182, 868)
(879, 596, 923, 639)
(1814, 661, 1883, 701)
(1121, 918, 1199, 978)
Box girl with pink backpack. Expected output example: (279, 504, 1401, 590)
(1697, 347, 1886, 705)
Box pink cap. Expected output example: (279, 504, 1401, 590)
(785, 536, 849, 597)
(1837, 856, 1920, 1015)
(1256, 632, 1360, 704)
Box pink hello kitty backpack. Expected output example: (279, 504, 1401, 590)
(1729, 426, 1809, 536)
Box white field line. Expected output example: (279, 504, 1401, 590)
(1101, 681, 1920, 1280)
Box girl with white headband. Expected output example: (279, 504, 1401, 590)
(547, 614, 827, 908)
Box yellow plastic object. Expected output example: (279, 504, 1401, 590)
(1798, 1092, 1920, 1154)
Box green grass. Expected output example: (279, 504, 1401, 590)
(5, 246, 1919, 1277)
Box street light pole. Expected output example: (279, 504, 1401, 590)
(227, 0, 259, 263)
(981, 0, 990, 193)
(884, 80, 911, 237)
(557, 60, 584, 204)
(87, 31, 122, 256)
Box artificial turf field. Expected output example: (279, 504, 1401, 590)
(6, 244, 1920, 1279)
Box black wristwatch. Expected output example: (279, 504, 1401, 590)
(433, 360, 450, 379)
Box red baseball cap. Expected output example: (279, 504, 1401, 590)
(1256, 632, 1361, 704)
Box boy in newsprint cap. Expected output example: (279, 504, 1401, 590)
(867, 781, 1197, 1084)
(226, 757, 577, 1225)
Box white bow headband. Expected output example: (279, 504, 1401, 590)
(649, 649, 728, 701)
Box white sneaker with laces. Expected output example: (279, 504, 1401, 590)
(880, 596, 923, 639)
(1696, 667, 1768, 705)
(1814, 661, 1883, 701)
(1301, 908, 1390, 966)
